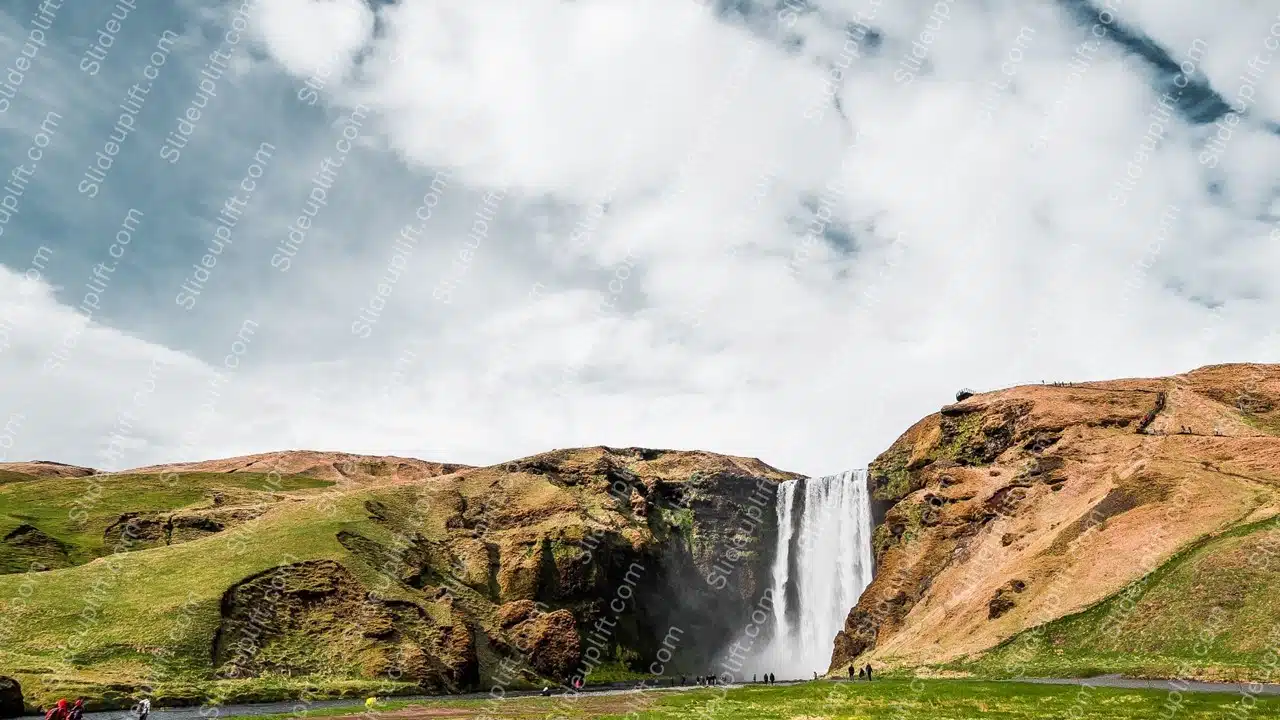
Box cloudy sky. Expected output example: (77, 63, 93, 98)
(0, 0, 1276, 476)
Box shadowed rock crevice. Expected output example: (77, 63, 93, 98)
(988, 579, 1026, 619)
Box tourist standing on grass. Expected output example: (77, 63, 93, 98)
(865, 664, 872, 681)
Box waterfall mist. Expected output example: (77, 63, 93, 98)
(743, 470, 874, 678)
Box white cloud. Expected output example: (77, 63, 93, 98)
(252, 0, 374, 80)
(1, 0, 1278, 476)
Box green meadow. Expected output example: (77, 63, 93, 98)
(259, 679, 1280, 719)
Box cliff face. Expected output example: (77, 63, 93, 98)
(336, 446, 796, 681)
(829, 363, 1280, 673)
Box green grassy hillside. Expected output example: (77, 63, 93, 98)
(0, 447, 799, 711)
(0, 472, 333, 573)
(952, 513, 1280, 681)
(0, 484, 432, 709)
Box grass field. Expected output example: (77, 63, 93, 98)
(252, 679, 1280, 719)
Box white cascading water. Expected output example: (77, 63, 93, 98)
(749, 470, 874, 677)
(768, 480, 799, 649)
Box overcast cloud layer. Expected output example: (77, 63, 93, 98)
(0, 0, 1277, 476)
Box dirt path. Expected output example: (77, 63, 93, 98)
(1015, 675, 1280, 695)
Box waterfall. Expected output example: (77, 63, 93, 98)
(768, 480, 799, 648)
(747, 469, 874, 677)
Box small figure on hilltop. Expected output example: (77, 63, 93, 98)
(956, 388, 975, 402)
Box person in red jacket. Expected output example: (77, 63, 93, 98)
(44, 699, 69, 720)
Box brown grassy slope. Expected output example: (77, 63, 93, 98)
(121, 450, 472, 487)
(0, 461, 97, 479)
(830, 363, 1280, 672)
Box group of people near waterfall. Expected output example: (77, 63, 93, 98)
(41, 698, 88, 720)
(43, 696, 148, 720)
(849, 663, 873, 680)
(683, 672, 777, 685)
